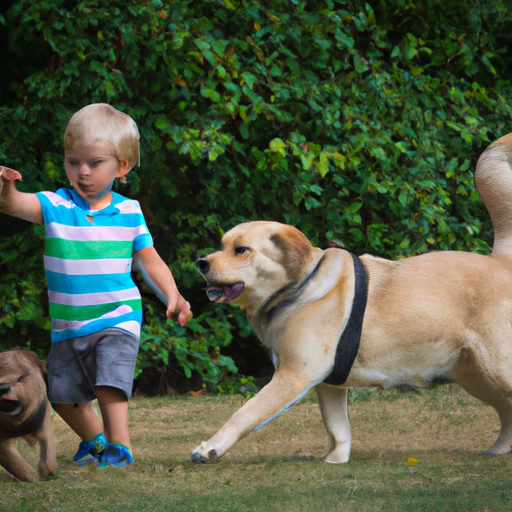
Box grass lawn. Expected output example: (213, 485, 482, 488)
(1, 385, 511, 511)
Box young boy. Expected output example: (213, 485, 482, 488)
(0, 103, 191, 468)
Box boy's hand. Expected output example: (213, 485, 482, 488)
(167, 294, 193, 326)
(0, 166, 42, 223)
(0, 166, 23, 181)
(0, 166, 23, 196)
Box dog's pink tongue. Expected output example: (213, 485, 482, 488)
(1, 390, 17, 401)
(1, 167, 23, 181)
(224, 283, 245, 301)
(206, 283, 245, 303)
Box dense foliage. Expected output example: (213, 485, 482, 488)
(1, 0, 511, 393)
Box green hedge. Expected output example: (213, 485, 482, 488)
(1, 0, 511, 393)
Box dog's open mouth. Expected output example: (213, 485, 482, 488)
(206, 283, 245, 303)
(0, 390, 22, 416)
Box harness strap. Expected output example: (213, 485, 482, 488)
(323, 253, 368, 386)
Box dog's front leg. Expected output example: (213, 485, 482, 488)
(35, 404, 57, 478)
(191, 369, 315, 462)
(0, 438, 39, 482)
(315, 384, 351, 463)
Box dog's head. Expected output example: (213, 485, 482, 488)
(0, 350, 47, 435)
(196, 221, 321, 312)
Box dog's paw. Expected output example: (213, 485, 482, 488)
(190, 451, 204, 463)
(190, 442, 218, 463)
(323, 445, 350, 464)
(481, 446, 512, 456)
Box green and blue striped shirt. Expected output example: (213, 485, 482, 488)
(37, 188, 153, 342)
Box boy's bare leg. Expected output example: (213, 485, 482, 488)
(52, 402, 103, 441)
(53, 387, 130, 446)
(95, 386, 130, 446)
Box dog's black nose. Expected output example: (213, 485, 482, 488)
(196, 258, 210, 275)
(0, 385, 11, 397)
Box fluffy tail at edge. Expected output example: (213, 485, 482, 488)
(475, 133, 512, 255)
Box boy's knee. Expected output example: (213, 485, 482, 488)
(52, 402, 80, 412)
(95, 385, 127, 405)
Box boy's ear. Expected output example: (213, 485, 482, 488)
(116, 159, 133, 178)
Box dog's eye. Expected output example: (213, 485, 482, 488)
(234, 246, 249, 256)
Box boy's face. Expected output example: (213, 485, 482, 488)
(64, 139, 131, 209)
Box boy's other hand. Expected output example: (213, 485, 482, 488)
(0, 166, 23, 181)
(0, 166, 23, 196)
(167, 295, 193, 327)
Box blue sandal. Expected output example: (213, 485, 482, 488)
(73, 432, 107, 466)
(98, 443, 134, 468)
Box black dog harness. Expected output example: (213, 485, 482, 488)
(323, 253, 369, 385)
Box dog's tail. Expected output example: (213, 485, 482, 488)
(475, 133, 512, 255)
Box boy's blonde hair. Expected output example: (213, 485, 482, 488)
(63, 103, 140, 167)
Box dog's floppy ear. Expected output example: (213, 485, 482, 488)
(35, 358, 49, 392)
(22, 350, 48, 386)
(270, 225, 314, 280)
(23, 350, 48, 388)
(39, 360, 48, 380)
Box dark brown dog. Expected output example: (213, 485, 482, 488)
(0, 350, 56, 481)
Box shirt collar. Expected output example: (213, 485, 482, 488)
(68, 188, 122, 216)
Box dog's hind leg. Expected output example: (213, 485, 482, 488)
(452, 349, 512, 456)
(458, 383, 512, 456)
(465, 387, 512, 456)
(315, 384, 351, 463)
(481, 404, 512, 456)
(0, 438, 39, 482)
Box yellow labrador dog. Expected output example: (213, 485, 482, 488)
(192, 133, 512, 464)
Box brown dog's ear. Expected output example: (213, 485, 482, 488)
(22, 350, 48, 385)
(38, 360, 49, 392)
(270, 226, 314, 280)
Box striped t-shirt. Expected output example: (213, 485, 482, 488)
(36, 188, 153, 342)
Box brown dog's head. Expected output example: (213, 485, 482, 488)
(196, 221, 321, 313)
(0, 350, 48, 439)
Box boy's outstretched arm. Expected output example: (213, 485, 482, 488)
(133, 246, 192, 326)
(0, 166, 42, 223)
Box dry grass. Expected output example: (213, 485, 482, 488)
(2, 385, 512, 511)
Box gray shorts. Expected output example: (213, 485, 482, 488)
(47, 329, 139, 404)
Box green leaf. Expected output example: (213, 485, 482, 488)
(241, 71, 257, 89)
(105, 81, 115, 98)
(398, 190, 408, 207)
(212, 40, 229, 57)
(309, 184, 323, 195)
(353, 54, 369, 73)
(335, 29, 354, 48)
(269, 138, 287, 155)
(481, 53, 497, 75)
(345, 202, 362, 214)
(155, 115, 169, 130)
(194, 38, 210, 51)
(239, 122, 250, 139)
